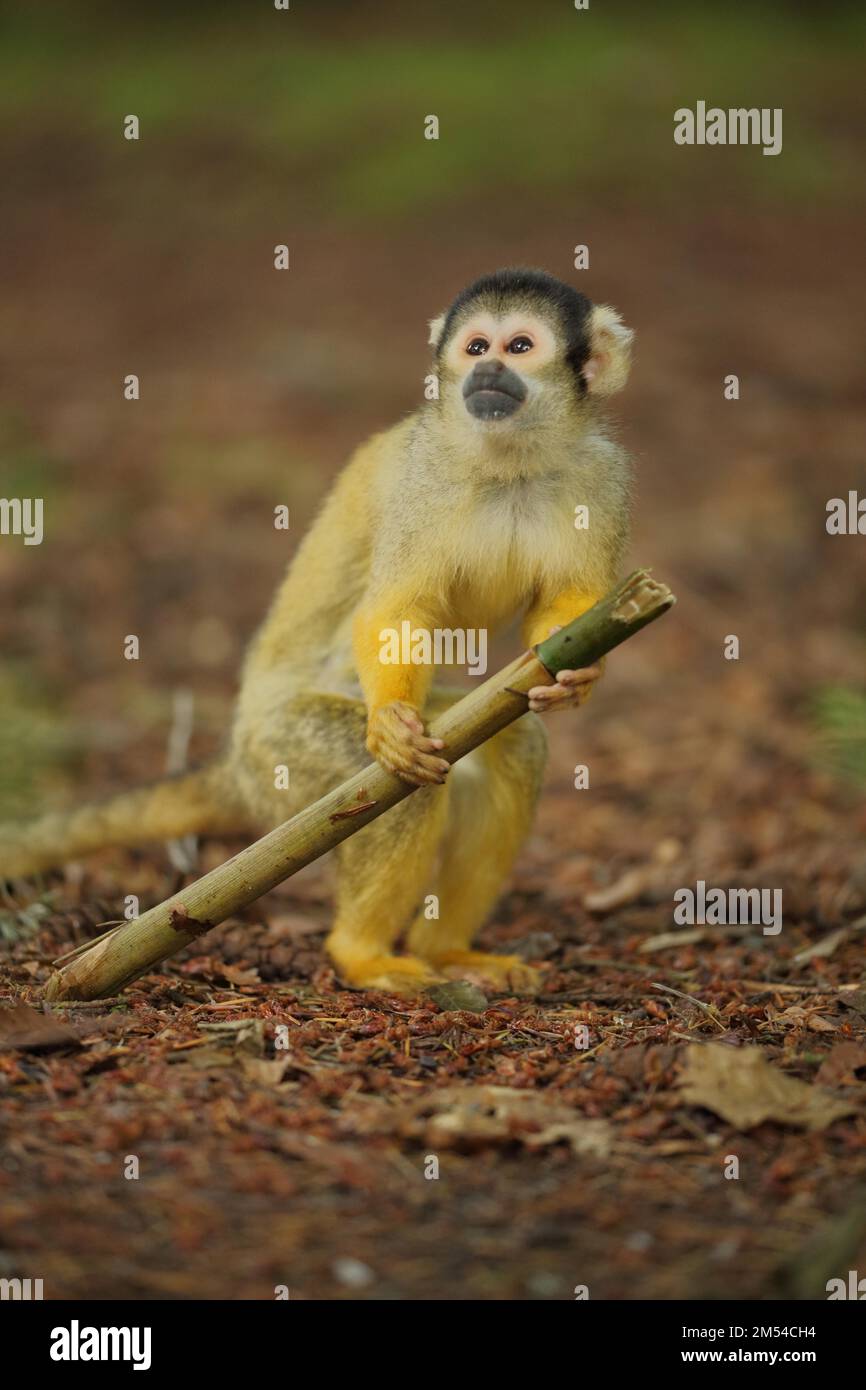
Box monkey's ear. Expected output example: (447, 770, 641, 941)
(583, 305, 633, 395)
(428, 312, 447, 350)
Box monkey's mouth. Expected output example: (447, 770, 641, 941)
(464, 387, 524, 421)
(463, 365, 527, 422)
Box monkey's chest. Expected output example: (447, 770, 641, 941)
(450, 491, 582, 626)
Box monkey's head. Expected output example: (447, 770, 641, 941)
(428, 268, 633, 446)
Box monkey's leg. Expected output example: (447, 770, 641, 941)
(407, 713, 548, 994)
(233, 689, 453, 994)
(0, 764, 246, 878)
(325, 785, 452, 994)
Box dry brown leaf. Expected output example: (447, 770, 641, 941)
(173, 1017, 268, 1069)
(341, 1084, 611, 1156)
(806, 1014, 837, 1033)
(524, 1121, 610, 1157)
(425, 981, 488, 1013)
(240, 1057, 292, 1087)
(816, 1043, 866, 1088)
(412, 1085, 611, 1156)
(678, 1042, 856, 1131)
(773, 1006, 837, 1033)
(774, 1006, 808, 1025)
(196, 1018, 265, 1055)
(181, 1047, 237, 1070)
(0, 1001, 79, 1052)
(840, 989, 866, 1019)
(219, 963, 261, 986)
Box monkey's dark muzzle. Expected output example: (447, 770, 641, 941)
(463, 361, 527, 421)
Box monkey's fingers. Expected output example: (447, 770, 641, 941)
(393, 705, 425, 734)
(367, 712, 449, 785)
(527, 666, 601, 714)
(396, 762, 450, 787)
(387, 702, 446, 751)
(380, 742, 450, 785)
(399, 722, 446, 756)
(527, 682, 571, 713)
(555, 663, 602, 688)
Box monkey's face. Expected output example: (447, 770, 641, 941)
(428, 272, 634, 455)
(442, 310, 560, 427)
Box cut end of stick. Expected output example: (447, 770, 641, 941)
(611, 571, 676, 624)
(534, 567, 676, 678)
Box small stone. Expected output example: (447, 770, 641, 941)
(332, 1257, 375, 1289)
(624, 1230, 653, 1252)
(525, 1271, 560, 1297)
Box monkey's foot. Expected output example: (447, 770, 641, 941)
(335, 952, 446, 996)
(366, 702, 450, 786)
(423, 950, 541, 996)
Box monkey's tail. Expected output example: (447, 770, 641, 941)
(0, 763, 248, 878)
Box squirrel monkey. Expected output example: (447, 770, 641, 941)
(1, 269, 633, 995)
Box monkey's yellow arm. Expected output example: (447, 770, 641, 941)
(521, 587, 602, 649)
(352, 595, 440, 714)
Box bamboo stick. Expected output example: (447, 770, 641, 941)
(43, 569, 674, 1002)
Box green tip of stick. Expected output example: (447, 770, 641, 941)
(535, 569, 675, 676)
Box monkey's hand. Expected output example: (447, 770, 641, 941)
(528, 662, 603, 714)
(366, 701, 450, 786)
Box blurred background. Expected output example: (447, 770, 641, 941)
(1, 0, 863, 812)
(1, 0, 865, 1301)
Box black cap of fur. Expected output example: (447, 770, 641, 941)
(437, 267, 593, 387)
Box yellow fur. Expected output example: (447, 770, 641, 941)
(1, 272, 633, 995)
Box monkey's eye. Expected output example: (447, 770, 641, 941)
(506, 335, 534, 354)
(465, 337, 489, 356)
